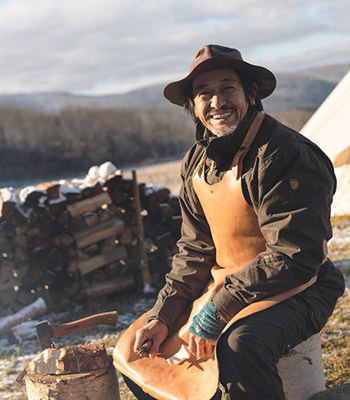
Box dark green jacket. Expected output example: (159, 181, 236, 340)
(148, 113, 344, 328)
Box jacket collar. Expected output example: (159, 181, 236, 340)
(194, 106, 264, 178)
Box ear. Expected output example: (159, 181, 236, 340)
(193, 103, 199, 119)
(249, 82, 258, 105)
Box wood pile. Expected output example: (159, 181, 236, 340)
(0, 162, 181, 318)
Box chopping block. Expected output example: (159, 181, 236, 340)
(25, 360, 119, 400)
(23, 341, 120, 400)
(19, 311, 120, 400)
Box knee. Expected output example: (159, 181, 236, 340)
(218, 323, 279, 364)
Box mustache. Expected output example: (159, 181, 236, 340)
(206, 106, 233, 117)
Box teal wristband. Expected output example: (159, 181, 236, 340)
(189, 301, 226, 341)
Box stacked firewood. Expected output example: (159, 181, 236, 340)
(0, 162, 181, 318)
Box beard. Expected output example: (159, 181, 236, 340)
(205, 107, 241, 137)
(210, 124, 238, 137)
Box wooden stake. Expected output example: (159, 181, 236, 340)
(132, 170, 152, 287)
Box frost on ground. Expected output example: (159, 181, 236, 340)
(0, 220, 349, 399)
(0, 294, 156, 399)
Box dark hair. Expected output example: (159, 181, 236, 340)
(184, 71, 263, 121)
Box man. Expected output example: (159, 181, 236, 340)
(114, 45, 345, 400)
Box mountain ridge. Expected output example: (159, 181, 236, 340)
(0, 64, 348, 114)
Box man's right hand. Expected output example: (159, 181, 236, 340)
(134, 319, 169, 359)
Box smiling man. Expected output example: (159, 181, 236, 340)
(114, 45, 344, 400)
(192, 69, 252, 137)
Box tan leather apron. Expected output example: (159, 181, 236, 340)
(113, 112, 317, 400)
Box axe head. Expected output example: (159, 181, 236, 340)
(35, 320, 56, 350)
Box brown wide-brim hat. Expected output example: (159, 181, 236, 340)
(164, 44, 277, 106)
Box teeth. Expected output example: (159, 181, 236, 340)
(212, 112, 231, 119)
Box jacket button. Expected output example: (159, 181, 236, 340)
(289, 178, 300, 190)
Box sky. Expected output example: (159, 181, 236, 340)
(0, 0, 349, 95)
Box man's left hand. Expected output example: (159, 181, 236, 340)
(188, 332, 216, 358)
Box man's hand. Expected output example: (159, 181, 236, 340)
(188, 332, 216, 358)
(188, 301, 226, 358)
(134, 319, 169, 359)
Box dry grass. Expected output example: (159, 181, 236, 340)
(321, 286, 350, 388)
(124, 158, 182, 194)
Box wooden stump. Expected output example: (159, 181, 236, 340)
(24, 362, 120, 400)
(278, 333, 325, 400)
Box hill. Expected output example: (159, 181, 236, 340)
(0, 64, 348, 114)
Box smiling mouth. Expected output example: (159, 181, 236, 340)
(209, 111, 233, 120)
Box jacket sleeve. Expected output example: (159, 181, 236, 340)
(146, 149, 216, 328)
(213, 139, 336, 322)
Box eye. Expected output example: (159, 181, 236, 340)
(197, 91, 212, 101)
(223, 86, 235, 93)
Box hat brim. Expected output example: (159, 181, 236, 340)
(164, 57, 276, 106)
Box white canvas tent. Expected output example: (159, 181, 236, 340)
(301, 69, 350, 216)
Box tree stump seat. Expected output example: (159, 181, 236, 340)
(278, 333, 325, 400)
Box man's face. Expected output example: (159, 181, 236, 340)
(192, 69, 250, 137)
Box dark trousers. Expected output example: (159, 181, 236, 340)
(217, 295, 318, 400)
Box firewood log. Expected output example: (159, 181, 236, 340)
(100, 237, 118, 254)
(108, 188, 129, 205)
(69, 216, 89, 233)
(84, 274, 135, 297)
(56, 210, 70, 226)
(119, 228, 134, 245)
(73, 218, 124, 249)
(155, 232, 173, 250)
(0, 297, 47, 334)
(153, 186, 171, 203)
(118, 177, 133, 193)
(170, 215, 182, 238)
(51, 233, 75, 247)
(103, 174, 123, 191)
(77, 246, 127, 276)
(67, 192, 112, 217)
(0, 199, 16, 219)
(15, 246, 29, 262)
(84, 212, 99, 227)
(159, 203, 176, 218)
(36, 182, 60, 199)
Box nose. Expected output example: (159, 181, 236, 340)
(210, 93, 225, 109)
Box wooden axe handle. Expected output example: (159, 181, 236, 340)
(51, 311, 118, 338)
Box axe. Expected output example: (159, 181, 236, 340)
(35, 311, 118, 350)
